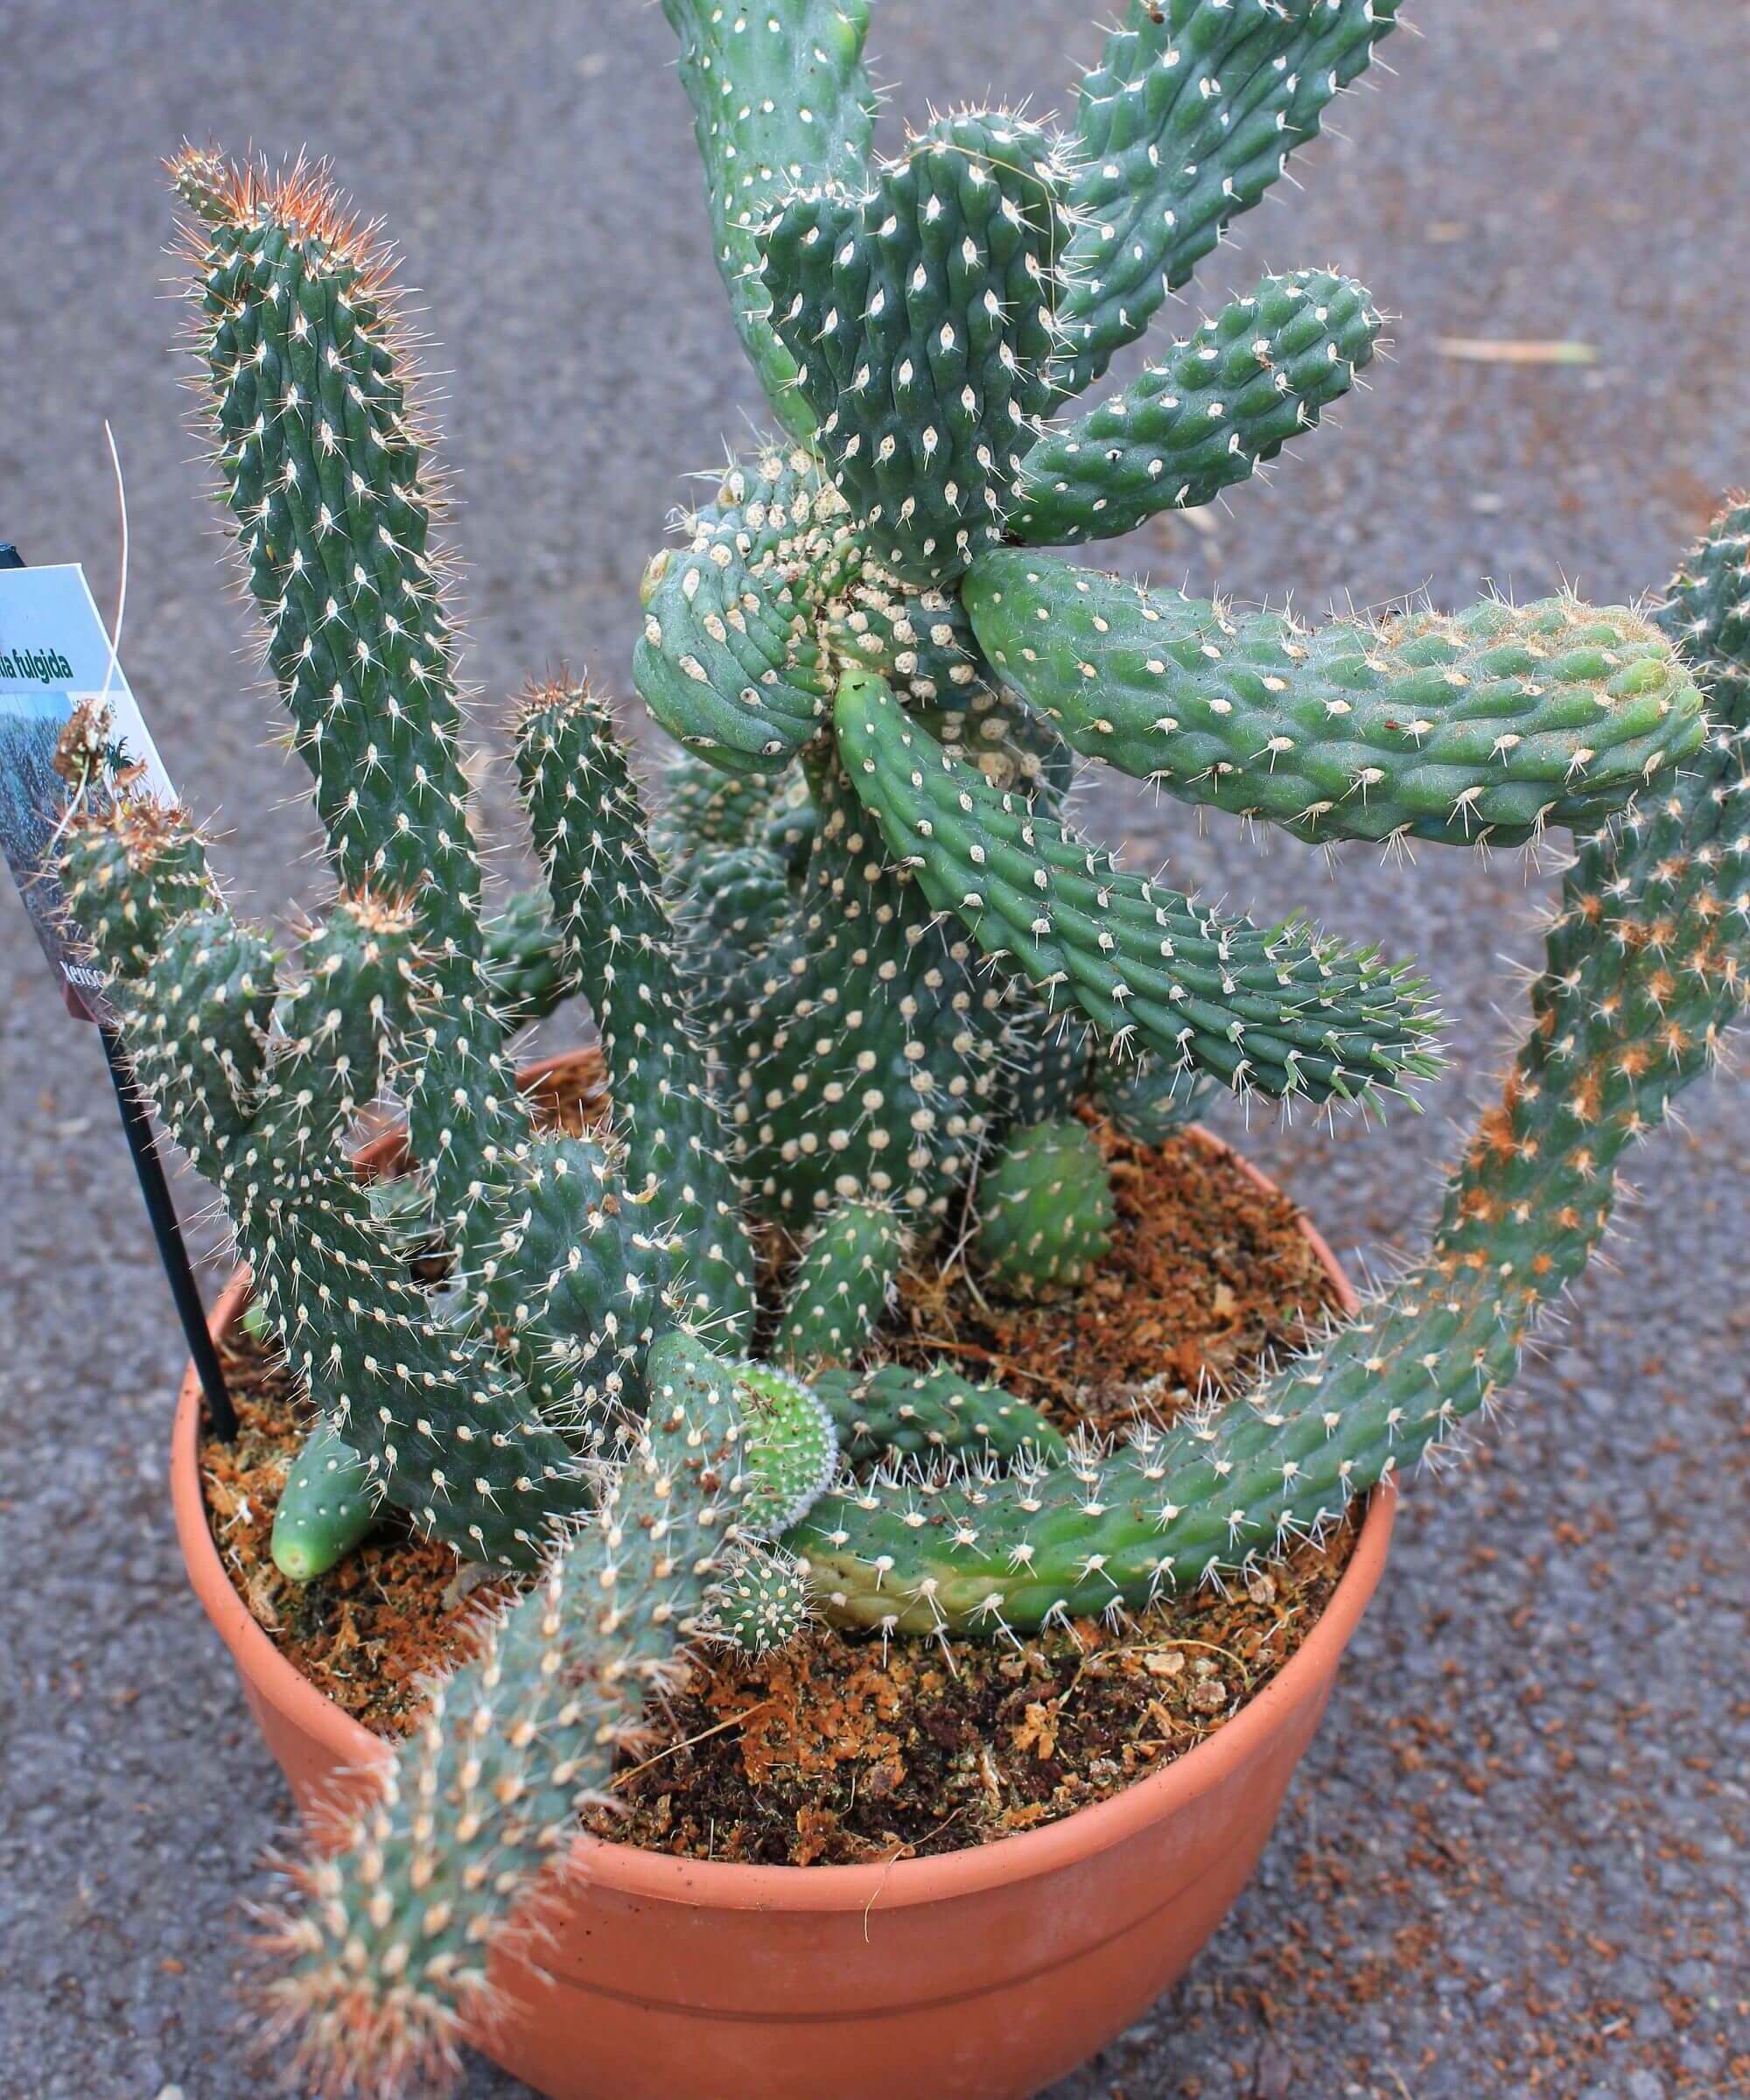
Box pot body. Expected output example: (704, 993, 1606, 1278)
(172, 1102, 1393, 2100)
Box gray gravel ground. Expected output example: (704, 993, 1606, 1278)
(2, 4, 1746, 2096)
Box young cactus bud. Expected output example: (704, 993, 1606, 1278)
(973, 1120, 1116, 1298)
(270, 1417, 378, 1580)
(773, 1197, 910, 1369)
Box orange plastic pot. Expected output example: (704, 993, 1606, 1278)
(170, 1074, 1394, 2100)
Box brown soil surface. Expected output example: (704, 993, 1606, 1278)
(200, 1072, 1359, 1860)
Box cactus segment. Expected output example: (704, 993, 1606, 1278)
(708, 1547, 814, 1656)
(687, 844, 796, 964)
(964, 552, 1709, 847)
(634, 446, 853, 776)
(483, 882, 574, 1031)
(787, 503, 1750, 1635)
(61, 805, 580, 1568)
(262, 1329, 785, 2092)
(774, 1197, 910, 1368)
(819, 575, 987, 708)
(475, 1134, 662, 1441)
(1016, 270, 1381, 546)
(834, 669, 1441, 1104)
(660, 0, 877, 439)
(999, 1004, 1096, 1130)
(516, 682, 756, 1339)
(653, 749, 816, 885)
(974, 1119, 1116, 1298)
(715, 754, 1004, 1220)
(275, 892, 425, 1154)
(1096, 1054, 1208, 1144)
(731, 1360, 842, 1531)
(270, 1417, 379, 1579)
(760, 113, 1075, 587)
(171, 150, 533, 1242)
(1054, 0, 1401, 398)
(809, 1362, 1069, 1466)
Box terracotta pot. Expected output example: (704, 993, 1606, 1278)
(171, 1053, 1395, 2100)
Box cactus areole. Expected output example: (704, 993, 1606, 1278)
(49, 6, 1745, 2097)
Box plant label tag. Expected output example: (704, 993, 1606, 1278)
(0, 562, 180, 1020)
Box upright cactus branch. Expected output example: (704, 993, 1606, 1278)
(171, 150, 531, 1250)
(660, 0, 878, 439)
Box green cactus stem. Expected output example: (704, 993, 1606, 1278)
(257, 1331, 815, 2096)
(270, 1417, 379, 1580)
(635, 446, 855, 777)
(1096, 1054, 1208, 1144)
(1015, 270, 1381, 547)
(785, 503, 1750, 1634)
(715, 752, 1005, 1221)
(60, 810, 579, 1568)
(760, 112, 1074, 586)
(834, 668, 1441, 1105)
(482, 883, 574, 1031)
(773, 1196, 910, 1368)
(965, 552, 1708, 847)
(516, 680, 756, 1340)
(810, 1362, 1068, 1466)
(660, 0, 877, 440)
(974, 1119, 1116, 1298)
(652, 749, 816, 886)
(171, 150, 533, 1245)
(1054, 0, 1401, 398)
(474, 1132, 663, 1441)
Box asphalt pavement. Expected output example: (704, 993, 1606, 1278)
(2, 4, 1746, 2096)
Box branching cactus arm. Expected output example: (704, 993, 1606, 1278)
(661, 0, 877, 439)
(171, 150, 535, 1243)
(256, 1330, 819, 2095)
(60, 808, 579, 1568)
(515, 681, 758, 1340)
(966, 552, 1708, 847)
(1014, 270, 1382, 549)
(787, 506, 1750, 1634)
(1054, 0, 1402, 399)
(834, 668, 1442, 1106)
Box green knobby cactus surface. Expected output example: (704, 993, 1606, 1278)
(974, 1118, 1117, 1298)
(1054, 0, 1402, 398)
(810, 1362, 1068, 1466)
(966, 551, 1708, 846)
(259, 1331, 821, 2093)
(661, 0, 877, 440)
(760, 112, 1075, 586)
(516, 680, 757, 1340)
(781, 503, 1750, 1634)
(774, 1196, 910, 1368)
(482, 881, 573, 1030)
(172, 151, 532, 1252)
(1095, 1054, 1208, 1145)
(710, 752, 1006, 1220)
(834, 668, 1442, 1103)
(1014, 270, 1381, 547)
(59, 812, 579, 1567)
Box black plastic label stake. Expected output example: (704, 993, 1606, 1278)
(0, 542, 235, 1438)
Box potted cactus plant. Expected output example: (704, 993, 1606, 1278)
(52, 3, 1747, 2096)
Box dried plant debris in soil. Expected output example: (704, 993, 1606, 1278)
(589, 1521, 1355, 1865)
(201, 1096, 1360, 1852)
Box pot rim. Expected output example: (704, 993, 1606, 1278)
(171, 1068, 1395, 1917)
